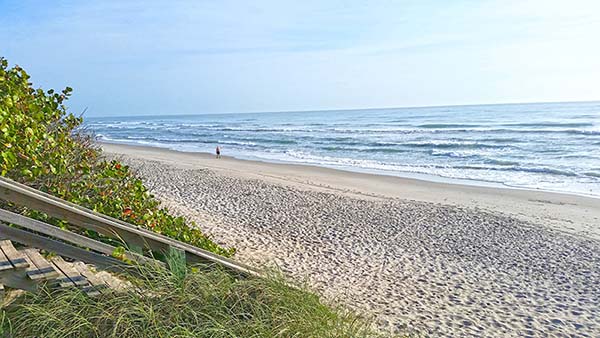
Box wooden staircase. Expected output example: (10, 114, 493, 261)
(0, 239, 127, 298)
(0, 175, 259, 299)
(0, 175, 258, 276)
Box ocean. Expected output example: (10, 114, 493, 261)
(86, 101, 600, 197)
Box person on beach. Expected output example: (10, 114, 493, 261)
(216, 146, 221, 159)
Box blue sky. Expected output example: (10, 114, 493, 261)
(1, 0, 599, 117)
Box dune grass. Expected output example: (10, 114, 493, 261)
(0, 251, 382, 338)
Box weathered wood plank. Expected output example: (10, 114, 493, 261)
(21, 249, 59, 281)
(0, 240, 28, 269)
(0, 176, 258, 277)
(51, 256, 88, 287)
(0, 222, 131, 274)
(72, 262, 107, 296)
(94, 270, 130, 292)
(0, 248, 37, 292)
(0, 209, 159, 266)
(50, 266, 76, 288)
(14, 252, 53, 292)
(0, 248, 13, 272)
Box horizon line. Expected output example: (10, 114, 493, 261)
(84, 99, 600, 119)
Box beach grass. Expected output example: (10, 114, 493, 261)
(0, 251, 383, 338)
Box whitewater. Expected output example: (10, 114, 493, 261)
(87, 101, 600, 197)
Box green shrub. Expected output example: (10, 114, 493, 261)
(0, 57, 233, 257)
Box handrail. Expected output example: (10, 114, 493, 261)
(0, 222, 128, 273)
(0, 209, 157, 266)
(0, 176, 259, 277)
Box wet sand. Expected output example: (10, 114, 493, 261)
(103, 143, 600, 337)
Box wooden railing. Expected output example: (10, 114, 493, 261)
(0, 176, 259, 277)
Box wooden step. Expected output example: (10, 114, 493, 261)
(21, 249, 59, 281)
(0, 250, 15, 272)
(50, 256, 90, 288)
(0, 241, 22, 272)
(72, 262, 107, 296)
(0, 240, 34, 291)
(0, 240, 28, 269)
(0, 240, 127, 297)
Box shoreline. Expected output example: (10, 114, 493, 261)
(100, 141, 600, 200)
(102, 142, 600, 240)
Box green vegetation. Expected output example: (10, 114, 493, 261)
(0, 57, 384, 337)
(0, 57, 232, 256)
(1, 252, 379, 338)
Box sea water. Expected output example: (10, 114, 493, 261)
(86, 101, 600, 197)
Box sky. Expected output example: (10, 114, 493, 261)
(1, 0, 599, 117)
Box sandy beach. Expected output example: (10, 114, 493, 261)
(103, 143, 600, 337)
